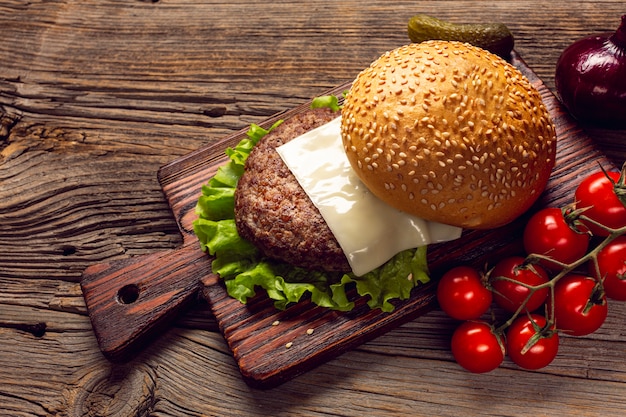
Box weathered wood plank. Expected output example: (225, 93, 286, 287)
(1, 0, 626, 415)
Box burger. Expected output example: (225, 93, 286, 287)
(193, 41, 557, 312)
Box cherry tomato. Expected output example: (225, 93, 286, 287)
(591, 236, 626, 301)
(490, 256, 550, 313)
(523, 207, 590, 270)
(437, 266, 492, 320)
(575, 170, 626, 237)
(506, 314, 559, 370)
(451, 321, 504, 373)
(549, 274, 608, 336)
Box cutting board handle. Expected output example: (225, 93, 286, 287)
(80, 243, 213, 361)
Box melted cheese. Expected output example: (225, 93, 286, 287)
(277, 117, 462, 276)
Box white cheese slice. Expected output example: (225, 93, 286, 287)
(277, 117, 462, 276)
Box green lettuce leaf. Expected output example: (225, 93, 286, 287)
(311, 94, 341, 112)
(353, 246, 430, 311)
(193, 98, 431, 312)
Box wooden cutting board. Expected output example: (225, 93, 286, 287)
(80, 51, 615, 389)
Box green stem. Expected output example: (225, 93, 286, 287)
(495, 222, 626, 334)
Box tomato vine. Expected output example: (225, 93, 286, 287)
(438, 162, 626, 372)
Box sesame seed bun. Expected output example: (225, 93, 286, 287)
(340, 41, 556, 229)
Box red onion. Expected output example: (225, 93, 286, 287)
(555, 15, 626, 128)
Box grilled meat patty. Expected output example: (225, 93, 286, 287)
(234, 107, 351, 272)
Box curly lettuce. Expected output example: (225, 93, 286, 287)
(193, 98, 431, 312)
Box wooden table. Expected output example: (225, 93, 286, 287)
(2, 1, 626, 416)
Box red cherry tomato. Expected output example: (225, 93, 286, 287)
(549, 274, 608, 336)
(575, 170, 626, 237)
(451, 321, 504, 373)
(591, 236, 626, 301)
(523, 207, 590, 270)
(437, 266, 492, 320)
(506, 314, 559, 370)
(490, 256, 550, 313)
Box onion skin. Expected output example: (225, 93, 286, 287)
(555, 15, 626, 128)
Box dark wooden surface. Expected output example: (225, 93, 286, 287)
(2, 1, 626, 415)
(81, 56, 615, 389)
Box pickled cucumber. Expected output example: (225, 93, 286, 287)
(408, 14, 514, 59)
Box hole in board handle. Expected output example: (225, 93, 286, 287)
(117, 284, 140, 304)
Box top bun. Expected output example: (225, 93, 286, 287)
(341, 41, 556, 229)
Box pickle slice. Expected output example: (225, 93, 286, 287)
(407, 14, 514, 59)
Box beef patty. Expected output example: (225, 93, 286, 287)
(234, 107, 351, 272)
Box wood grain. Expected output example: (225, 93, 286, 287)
(2, 1, 626, 415)
(80, 244, 210, 361)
